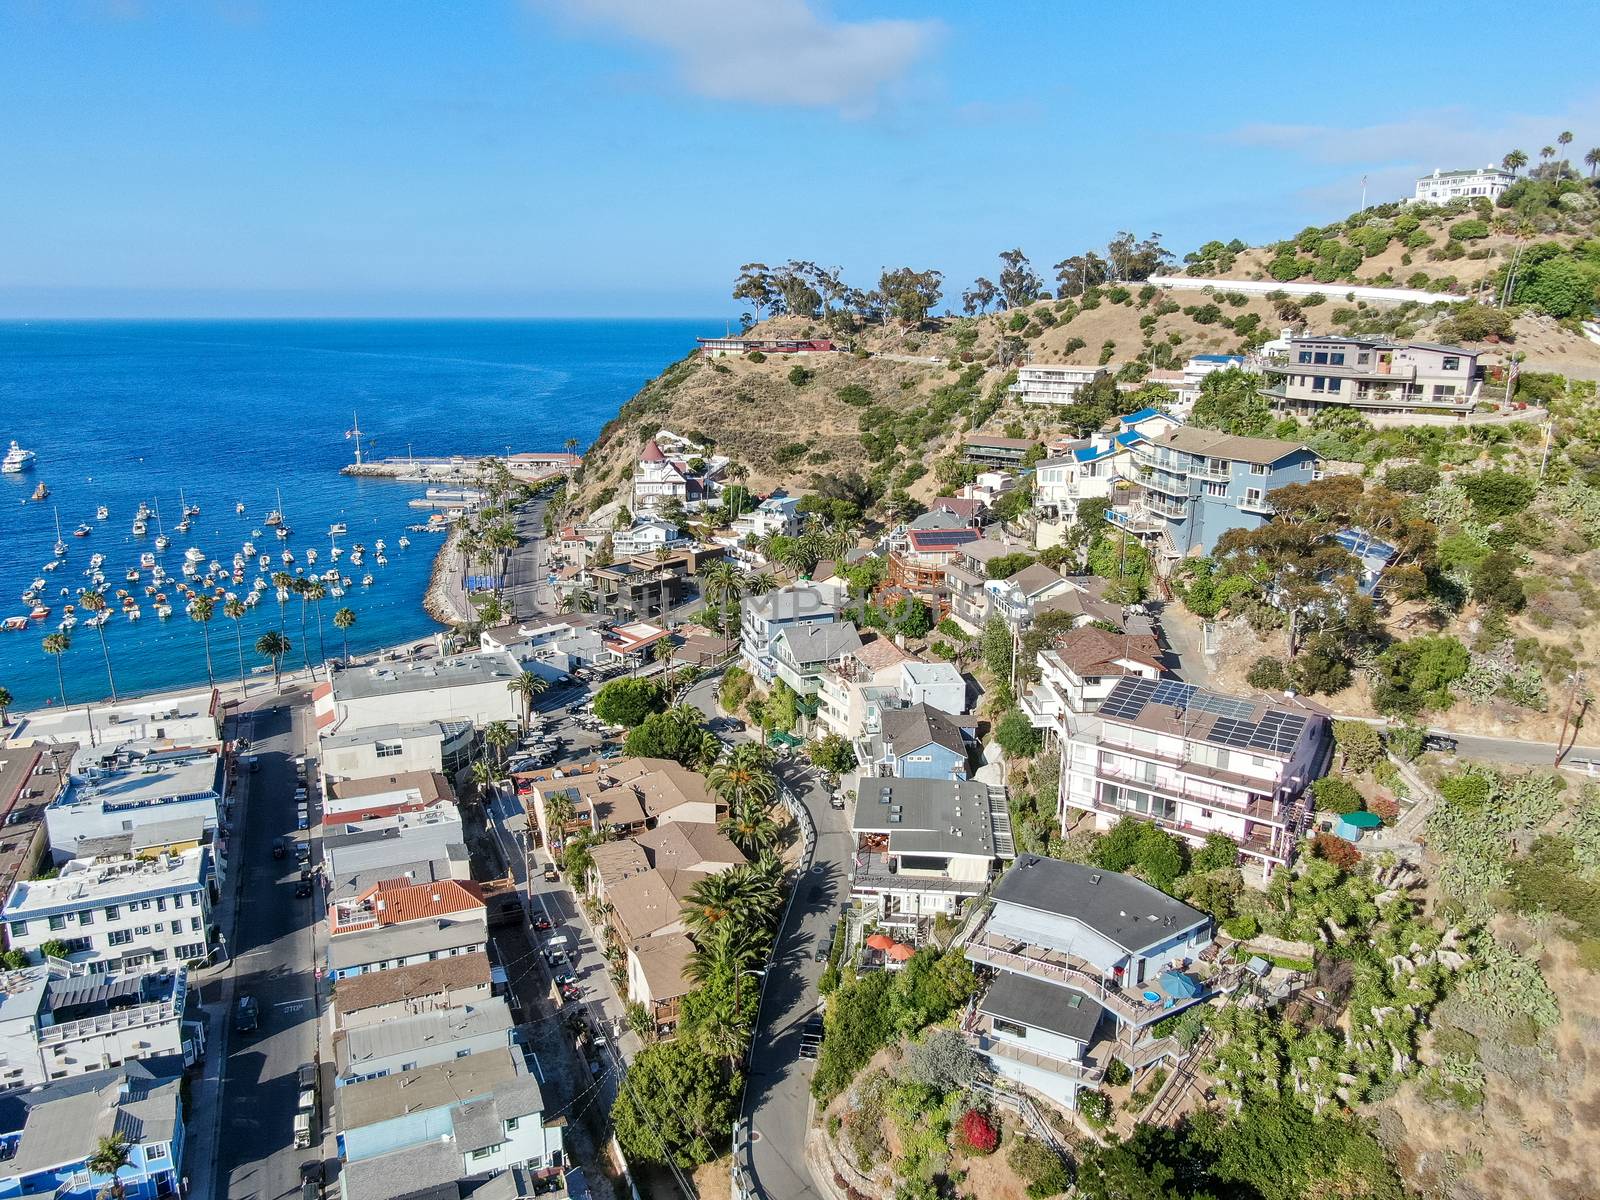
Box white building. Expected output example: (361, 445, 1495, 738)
(0, 963, 202, 1088)
(963, 856, 1213, 1109)
(314, 651, 522, 736)
(612, 515, 688, 559)
(1412, 165, 1514, 204)
(44, 742, 223, 865)
(1062, 677, 1330, 873)
(3, 849, 214, 971)
(480, 613, 606, 673)
(2, 689, 220, 748)
(318, 720, 475, 791)
(334, 996, 515, 1087)
(851, 777, 1014, 937)
(738, 582, 846, 681)
(1032, 408, 1179, 550)
(730, 493, 802, 543)
(1021, 624, 1164, 742)
(1011, 364, 1108, 406)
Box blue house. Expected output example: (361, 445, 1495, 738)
(0, 1058, 184, 1200)
(1111, 426, 1321, 571)
(872, 703, 971, 780)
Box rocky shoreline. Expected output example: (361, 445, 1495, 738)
(422, 522, 470, 626)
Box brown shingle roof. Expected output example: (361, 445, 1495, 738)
(635, 821, 744, 872)
(630, 932, 699, 1004)
(329, 770, 452, 804)
(1050, 626, 1163, 677)
(605, 869, 688, 942)
(334, 952, 492, 1014)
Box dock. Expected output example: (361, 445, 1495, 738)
(341, 451, 579, 485)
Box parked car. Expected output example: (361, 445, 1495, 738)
(294, 842, 311, 864)
(234, 995, 260, 1034)
(272, 837, 287, 859)
(1422, 733, 1459, 753)
(295, 878, 314, 898)
(815, 934, 834, 963)
(543, 863, 560, 882)
(532, 914, 553, 932)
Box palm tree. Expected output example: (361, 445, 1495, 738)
(1586, 147, 1600, 179)
(271, 570, 294, 628)
(304, 580, 329, 671)
(223, 598, 247, 695)
(87, 1132, 131, 1200)
(484, 720, 516, 767)
(1502, 149, 1528, 177)
(744, 571, 778, 597)
(694, 729, 723, 771)
(507, 670, 548, 727)
(289, 579, 313, 673)
(476, 592, 506, 627)
(708, 743, 778, 810)
(700, 560, 744, 639)
(470, 758, 496, 798)
(333, 606, 357, 662)
(720, 801, 780, 857)
(1539, 145, 1556, 174)
(255, 630, 291, 692)
(1557, 130, 1573, 171)
(543, 790, 577, 847)
(42, 632, 70, 707)
(189, 595, 216, 688)
(559, 587, 595, 614)
(79, 590, 117, 702)
(0, 685, 10, 728)
(681, 871, 748, 940)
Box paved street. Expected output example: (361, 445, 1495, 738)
(207, 694, 327, 1200)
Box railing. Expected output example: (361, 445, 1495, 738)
(1095, 760, 1279, 822)
(964, 940, 1153, 1025)
(971, 1032, 1107, 1083)
(1068, 795, 1284, 858)
(1190, 461, 1233, 482)
(1238, 496, 1274, 515)
(1107, 508, 1164, 534)
(1136, 471, 1190, 499)
(38, 999, 182, 1044)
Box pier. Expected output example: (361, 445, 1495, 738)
(341, 451, 579, 486)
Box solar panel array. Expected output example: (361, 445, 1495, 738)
(1097, 677, 1308, 756)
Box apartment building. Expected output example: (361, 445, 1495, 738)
(739, 583, 844, 675)
(612, 515, 688, 558)
(767, 621, 863, 706)
(328, 877, 486, 939)
(963, 433, 1038, 468)
(334, 997, 515, 1086)
(1011, 364, 1107, 406)
(1062, 676, 1330, 872)
(1021, 625, 1164, 742)
(585, 557, 690, 619)
(45, 742, 222, 864)
(326, 915, 489, 981)
(3, 849, 213, 970)
(963, 856, 1213, 1109)
(3, 688, 219, 747)
(1412, 165, 1513, 204)
(1261, 334, 1482, 416)
(1112, 426, 1321, 570)
(0, 1058, 184, 1200)
(0, 963, 202, 1088)
(480, 613, 605, 671)
(319, 720, 475, 791)
(325, 770, 457, 827)
(331, 953, 495, 1032)
(314, 652, 522, 735)
(730, 492, 802, 542)
(943, 539, 1019, 632)
(851, 777, 1014, 936)
(887, 513, 982, 608)
(1031, 409, 1178, 550)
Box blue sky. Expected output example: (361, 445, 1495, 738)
(3, 0, 1597, 317)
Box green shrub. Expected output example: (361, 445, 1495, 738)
(1077, 1090, 1111, 1128)
(1104, 1059, 1132, 1087)
(746, 350, 766, 363)
(1223, 914, 1260, 940)
(1312, 777, 1364, 816)
(1246, 657, 1289, 690)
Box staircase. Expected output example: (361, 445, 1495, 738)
(987, 785, 1016, 858)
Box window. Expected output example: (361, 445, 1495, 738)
(457, 1049, 473, 1059)
(375, 741, 403, 759)
(1329, 352, 1345, 366)
(151, 949, 168, 963)
(1312, 351, 1328, 365)
(1205, 482, 1227, 497)
(109, 929, 133, 947)
(136, 926, 152, 937)
(1297, 351, 1312, 364)
(1300, 460, 1313, 471)
(147, 1144, 168, 1162)
(105, 906, 119, 921)
(48, 915, 66, 932)
(8, 921, 25, 939)
(191, 917, 202, 931)
(1442, 356, 1460, 371)
(470, 1148, 495, 1162)
(993, 1018, 1028, 1039)
(1357, 352, 1371, 365)
(156, 898, 166, 912)
(505, 1117, 520, 1132)
(78, 911, 94, 927)
(1244, 489, 1265, 507)
(1248, 463, 1269, 476)
(170, 921, 182, 935)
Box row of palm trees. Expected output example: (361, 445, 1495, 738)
(1502, 132, 1600, 180)
(31, 621, 305, 708)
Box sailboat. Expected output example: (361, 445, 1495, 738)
(174, 488, 192, 534)
(153, 499, 171, 552)
(51, 509, 67, 558)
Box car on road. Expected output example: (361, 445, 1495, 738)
(531, 914, 553, 932)
(272, 837, 287, 859)
(553, 970, 578, 986)
(234, 995, 259, 1034)
(295, 878, 314, 898)
(294, 842, 311, 864)
(815, 934, 834, 963)
(542, 863, 560, 882)
(1422, 734, 1459, 753)
(829, 793, 846, 809)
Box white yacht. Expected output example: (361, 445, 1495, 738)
(1, 442, 36, 473)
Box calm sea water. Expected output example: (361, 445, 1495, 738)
(0, 319, 707, 710)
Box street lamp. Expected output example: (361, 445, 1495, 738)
(733, 967, 766, 1019)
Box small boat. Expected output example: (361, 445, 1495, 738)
(126, 605, 141, 621)
(375, 539, 386, 551)
(375, 553, 388, 566)
(331, 586, 345, 598)
(361, 574, 374, 587)
(73, 523, 91, 538)
(184, 546, 205, 563)
(155, 533, 170, 551)
(43, 560, 59, 572)
(2, 442, 36, 473)
(96, 505, 109, 520)
(155, 603, 173, 619)
(398, 536, 410, 548)
(184, 501, 200, 518)
(126, 568, 141, 583)
(276, 526, 291, 540)
(264, 511, 282, 527)
(305, 548, 318, 564)
(151, 564, 168, 582)
(88, 553, 104, 569)
(235, 501, 247, 514)
(242, 541, 256, 557)
(32, 481, 49, 502)
(182, 562, 198, 578)
(281, 550, 294, 564)
(329, 523, 347, 536)
(258, 555, 271, 570)
(330, 546, 343, 561)
(208, 560, 223, 575)
(175, 517, 192, 534)
(3, 616, 30, 631)
(29, 604, 51, 620)
(132, 519, 147, 535)
(120, 594, 135, 609)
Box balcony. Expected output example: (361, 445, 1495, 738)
(1190, 460, 1233, 482)
(1136, 470, 1190, 499)
(1130, 444, 1185, 475)
(1264, 358, 1419, 383)
(1238, 495, 1274, 515)
(969, 1028, 1106, 1084)
(1107, 507, 1165, 535)
(1068, 793, 1286, 861)
(1095, 760, 1282, 824)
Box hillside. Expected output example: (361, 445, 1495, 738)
(565, 183, 1600, 525)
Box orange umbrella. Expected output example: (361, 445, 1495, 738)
(887, 942, 915, 962)
(865, 933, 895, 951)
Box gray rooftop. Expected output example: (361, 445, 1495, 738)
(774, 620, 861, 664)
(321, 719, 472, 751)
(328, 917, 487, 972)
(337, 1046, 535, 1132)
(1148, 425, 1313, 467)
(992, 856, 1208, 953)
(339, 1139, 464, 1200)
(326, 824, 467, 883)
(55, 744, 222, 814)
(9, 1069, 181, 1174)
(853, 777, 1001, 859)
(333, 651, 522, 702)
(980, 971, 1104, 1044)
(881, 703, 967, 758)
(742, 584, 841, 623)
(337, 998, 514, 1074)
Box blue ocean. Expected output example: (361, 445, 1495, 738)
(0, 319, 707, 710)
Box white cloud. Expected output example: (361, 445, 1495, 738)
(542, 0, 941, 115)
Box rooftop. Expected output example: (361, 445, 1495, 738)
(4, 689, 218, 747)
(905, 528, 981, 555)
(742, 583, 843, 623)
(54, 743, 222, 815)
(992, 856, 1207, 953)
(328, 770, 454, 806)
(333, 951, 492, 1014)
(332, 650, 523, 702)
(8, 1063, 181, 1175)
(4, 848, 208, 919)
(980, 971, 1104, 1043)
(1146, 426, 1313, 467)
(337, 1046, 537, 1131)
(339, 1140, 463, 1200)
(328, 914, 487, 972)
(1096, 675, 1321, 759)
(634, 821, 744, 872)
(963, 433, 1037, 450)
(774, 621, 862, 665)
(320, 719, 473, 751)
(1048, 625, 1163, 678)
(337, 997, 514, 1074)
(630, 931, 699, 1003)
(605, 868, 697, 942)
(853, 777, 1003, 859)
(1003, 562, 1070, 597)
(881, 703, 967, 758)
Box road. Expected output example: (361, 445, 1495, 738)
(212, 695, 326, 1200)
